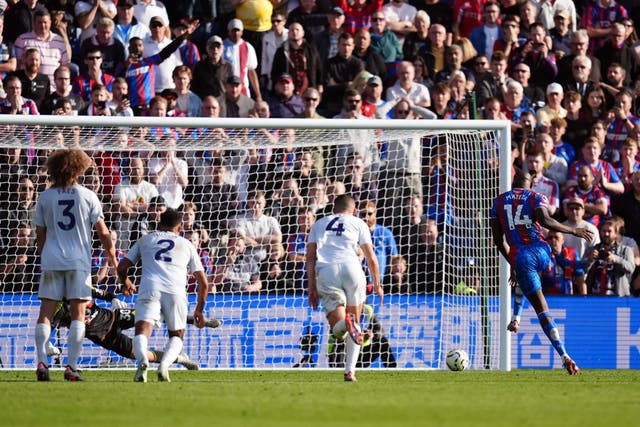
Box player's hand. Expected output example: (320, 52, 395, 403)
(122, 279, 136, 296)
(193, 309, 205, 328)
(574, 227, 594, 242)
(509, 270, 518, 287)
(374, 282, 384, 305)
(308, 287, 318, 310)
(111, 298, 128, 310)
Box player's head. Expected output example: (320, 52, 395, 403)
(46, 149, 93, 188)
(159, 208, 182, 231)
(512, 167, 532, 189)
(333, 194, 356, 214)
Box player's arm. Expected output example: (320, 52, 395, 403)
(535, 207, 594, 241)
(305, 242, 319, 310)
(361, 242, 383, 305)
(95, 219, 117, 268)
(191, 270, 208, 328)
(490, 218, 509, 261)
(117, 257, 137, 296)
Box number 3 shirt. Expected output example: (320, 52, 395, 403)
(125, 231, 203, 295)
(308, 213, 372, 267)
(34, 184, 104, 272)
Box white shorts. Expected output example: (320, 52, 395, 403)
(39, 270, 92, 301)
(316, 262, 366, 314)
(134, 290, 188, 331)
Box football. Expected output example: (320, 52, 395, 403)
(446, 349, 470, 371)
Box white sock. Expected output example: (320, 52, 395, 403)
(133, 335, 149, 366)
(160, 337, 183, 370)
(67, 320, 85, 370)
(35, 323, 51, 365)
(345, 337, 360, 375)
(332, 320, 347, 340)
(175, 353, 187, 364)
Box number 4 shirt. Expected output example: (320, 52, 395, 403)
(309, 213, 372, 267)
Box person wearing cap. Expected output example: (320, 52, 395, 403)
(222, 18, 262, 101)
(270, 21, 322, 97)
(315, 5, 346, 64)
(267, 72, 304, 118)
(353, 28, 387, 84)
(191, 35, 233, 99)
(217, 74, 255, 118)
(143, 16, 183, 93)
(536, 82, 566, 124)
(512, 22, 557, 89)
(362, 75, 386, 116)
(260, 12, 288, 91)
(549, 8, 572, 59)
(114, 0, 150, 57)
(132, 0, 170, 33)
(562, 196, 600, 260)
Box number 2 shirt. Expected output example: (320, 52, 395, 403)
(34, 184, 103, 272)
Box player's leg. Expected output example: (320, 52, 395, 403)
(64, 271, 92, 381)
(508, 285, 524, 333)
(35, 271, 66, 381)
(342, 262, 367, 382)
(133, 292, 161, 382)
(157, 292, 188, 381)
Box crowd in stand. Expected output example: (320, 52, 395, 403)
(0, 0, 639, 296)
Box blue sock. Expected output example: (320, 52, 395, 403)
(512, 286, 524, 321)
(538, 311, 567, 358)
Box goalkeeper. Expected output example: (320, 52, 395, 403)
(47, 288, 221, 369)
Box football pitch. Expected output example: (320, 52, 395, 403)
(0, 369, 637, 427)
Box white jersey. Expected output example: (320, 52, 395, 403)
(308, 213, 372, 267)
(125, 230, 203, 295)
(33, 184, 103, 272)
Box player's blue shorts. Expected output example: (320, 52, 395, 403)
(514, 241, 551, 296)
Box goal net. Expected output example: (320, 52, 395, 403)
(0, 115, 511, 370)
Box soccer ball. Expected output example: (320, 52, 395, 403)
(446, 349, 470, 371)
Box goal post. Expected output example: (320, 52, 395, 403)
(0, 115, 511, 370)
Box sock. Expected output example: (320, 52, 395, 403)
(67, 320, 85, 370)
(35, 323, 51, 365)
(512, 286, 524, 322)
(160, 337, 183, 370)
(538, 311, 568, 358)
(175, 353, 187, 364)
(332, 320, 347, 340)
(133, 335, 149, 366)
(344, 337, 360, 375)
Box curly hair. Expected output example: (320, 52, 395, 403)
(46, 149, 93, 188)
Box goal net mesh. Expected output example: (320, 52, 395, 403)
(0, 117, 506, 370)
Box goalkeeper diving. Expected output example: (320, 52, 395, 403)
(46, 288, 221, 369)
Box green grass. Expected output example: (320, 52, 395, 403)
(1, 369, 638, 427)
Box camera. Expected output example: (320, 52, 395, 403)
(532, 42, 544, 49)
(122, 94, 129, 101)
(131, 52, 142, 60)
(97, 100, 107, 109)
(598, 248, 610, 260)
(613, 101, 622, 109)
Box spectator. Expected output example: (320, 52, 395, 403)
(172, 65, 201, 117)
(604, 88, 640, 151)
(512, 22, 558, 89)
(501, 80, 534, 126)
(106, 76, 134, 116)
(79, 17, 125, 75)
(359, 200, 398, 284)
(434, 44, 475, 89)
(494, 13, 524, 61)
(133, 0, 170, 30)
(542, 229, 586, 295)
(344, 154, 378, 206)
(536, 131, 568, 187)
(549, 117, 575, 166)
(0, 175, 37, 233)
(315, 6, 345, 64)
(562, 90, 587, 151)
(454, 0, 484, 40)
(0, 222, 39, 292)
(362, 75, 386, 117)
(287, 0, 329, 39)
(613, 170, 640, 249)
(112, 156, 159, 249)
(143, 16, 182, 93)
(562, 164, 609, 228)
(223, 18, 261, 100)
(171, 18, 201, 70)
(557, 29, 602, 86)
(336, 0, 383, 36)
(600, 62, 627, 109)
(14, 9, 70, 91)
(582, 0, 628, 55)
(181, 201, 210, 249)
(129, 194, 167, 243)
(537, 82, 566, 125)
(538, 1, 577, 33)
(549, 8, 572, 60)
(407, 217, 445, 293)
(402, 10, 430, 62)
(113, 0, 150, 57)
(369, 10, 403, 72)
(270, 21, 322, 97)
(563, 55, 598, 99)
(562, 196, 600, 260)
(285, 207, 316, 292)
(73, 47, 116, 102)
(416, 0, 453, 32)
(39, 64, 84, 114)
(75, 0, 117, 40)
(191, 35, 233, 100)
(527, 149, 560, 216)
(518, 0, 538, 39)
(3, 0, 43, 44)
(0, 14, 17, 84)
(217, 75, 255, 118)
(148, 136, 189, 209)
(183, 228, 214, 292)
(584, 218, 635, 296)
(78, 83, 114, 116)
(0, 74, 39, 114)
(260, 11, 288, 91)
(386, 61, 430, 107)
(382, 0, 417, 44)
(469, 1, 503, 58)
(213, 229, 262, 293)
(13, 47, 49, 108)
(382, 254, 409, 294)
(427, 82, 453, 119)
(297, 86, 324, 119)
(476, 50, 508, 105)
(471, 53, 489, 81)
(323, 32, 364, 116)
(567, 136, 624, 196)
(581, 85, 607, 126)
(267, 73, 304, 118)
(353, 28, 387, 85)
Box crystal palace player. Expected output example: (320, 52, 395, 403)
(48, 288, 221, 370)
(490, 169, 593, 375)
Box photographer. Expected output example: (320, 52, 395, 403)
(79, 83, 114, 116)
(585, 218, 635, 296)
(512, 22, 557, 89)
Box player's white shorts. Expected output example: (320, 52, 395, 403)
(316, 262, 366, 314)
(39, 270, 92, 301)
(135, 290, 188, 331)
